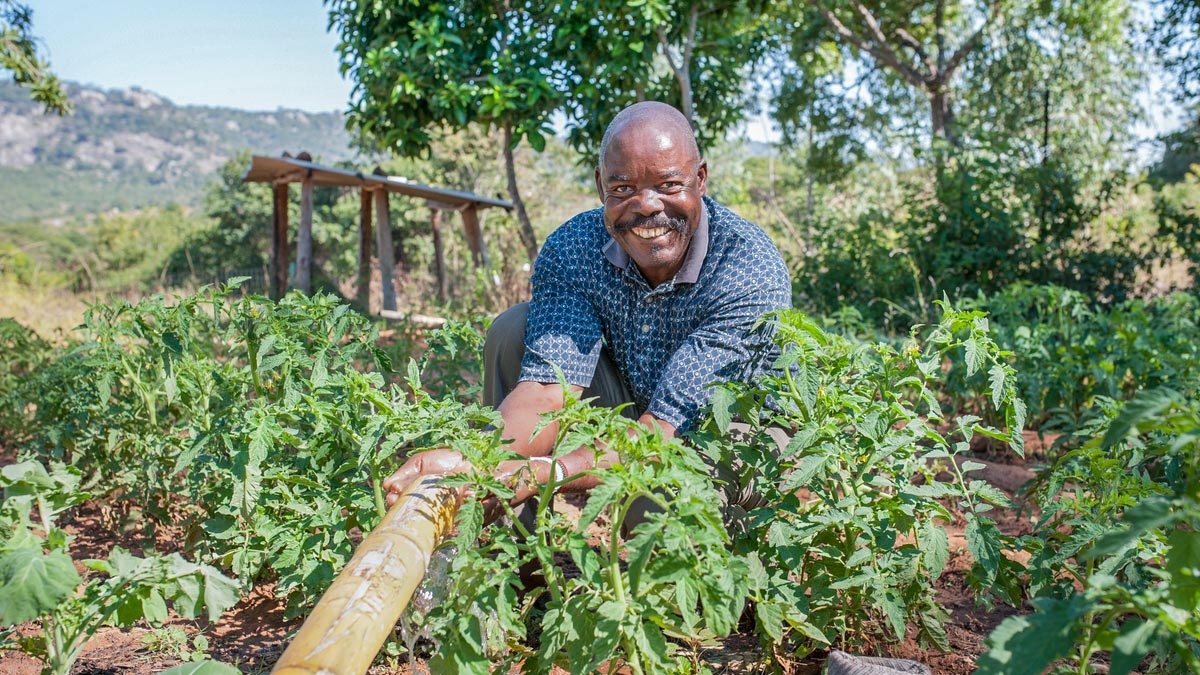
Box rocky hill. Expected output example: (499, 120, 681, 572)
(0, 81, 359, 222)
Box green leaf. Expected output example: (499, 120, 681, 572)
(975, 596, 1089, 675)
(964, 336, 983, 375)
(1165, 529, 1200, 613)
(987, 363, 1007, 409)
(1110, 619, 1159, 675)
(0, 547, 81, 625)
(756, 600, 784, 642)
(171, 558, 240, 622)
(526, 129, 546, 152)
(710, 386, 735, 433)
(965, 516, 1002, 584)
(918, 523, 950, 577)
(157, 661, 242, 675)
(1089, 496, 1177, 559)
(1101, 388, 1181, 449)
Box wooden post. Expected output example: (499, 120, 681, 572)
(461, 205, 490, 268)
(374, 188, 397, 312)
(294, 171, 314, 294)
(357, 188, 373, 308)
(430, 208, 448, 303)
(270, 183, 289, 300)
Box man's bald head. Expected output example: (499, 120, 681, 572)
(598, 101, 701, 169)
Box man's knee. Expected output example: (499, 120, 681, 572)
(485, 302, 529, 361)
(483, 303, 530, 408)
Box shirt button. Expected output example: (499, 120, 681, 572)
(641, 324, 650, 333)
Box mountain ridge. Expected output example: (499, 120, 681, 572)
(0, 80, 360, 222)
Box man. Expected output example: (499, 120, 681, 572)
(383, 101, 790, 511)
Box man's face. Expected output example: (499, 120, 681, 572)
(595, 122, 707, 288)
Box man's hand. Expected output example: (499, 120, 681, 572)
(382, 448, 474, 507)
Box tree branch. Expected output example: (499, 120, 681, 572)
(894, 28, 935, 76)
(657, 26, 680, 74)
(806, 0, 926, 87)
(942, 0, 1004, 81)
(683, 3, 698, 72)
(935, 0, 946, 76)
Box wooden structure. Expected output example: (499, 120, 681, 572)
(242, 154, 512, 308)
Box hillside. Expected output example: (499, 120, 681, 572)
(0, 81, 359, 222)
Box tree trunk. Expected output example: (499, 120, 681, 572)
(502, 124, 539, 262)
(929, 88, 959, 148)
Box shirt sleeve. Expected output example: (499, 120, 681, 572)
(645, 246, 791, 431)
(519, 234, 605, 388)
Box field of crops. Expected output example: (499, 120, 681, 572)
(0, 281, 1197, 675)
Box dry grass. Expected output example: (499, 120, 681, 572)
(0, 280, 90, 340)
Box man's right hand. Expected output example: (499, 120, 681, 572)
(382, 448, 474, 508)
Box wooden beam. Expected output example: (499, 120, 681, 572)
(270, 183, 289, 300)
(461, 205, 490, 268)
(430, 208, 448, 303)
(294, 172, 314, 294)
(357, 188, 373, 308)
(374, 189, 397, 312)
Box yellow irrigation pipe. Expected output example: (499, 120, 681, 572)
(271, 475, 460, 675)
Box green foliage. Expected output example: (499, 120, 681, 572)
(0, 1, 69, 114)
(3, 282, 495, 620)
(955, 284, 1200, 431)
(0, 459, 237, 675)
(1151, 0, 1200, 101)
(698, 302, 1024, 659)
(157, 661, 242, 675)
(551, 0, 773, 161)
(978, 388, 1200, 675)
(422, 390, 746, 675)
(141, 626, 210, 663)
(1151, 116, 1200, 185)
(1155, 167, 1200, 277)
(327, 1, 559, 158)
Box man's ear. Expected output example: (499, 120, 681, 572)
(594, 165, 605, 203)
(696, 159, 708, 196)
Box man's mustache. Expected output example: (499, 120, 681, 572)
(612, 213, 689, 235)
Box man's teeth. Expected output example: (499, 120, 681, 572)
(633, 226, 668, 239)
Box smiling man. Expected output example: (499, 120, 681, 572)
(383, 101, 790, 513)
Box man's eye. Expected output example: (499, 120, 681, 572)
(611, 185, 633, 195)
(660, 182, 683, 191)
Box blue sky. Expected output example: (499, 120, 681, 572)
(26, 0, 353, 112)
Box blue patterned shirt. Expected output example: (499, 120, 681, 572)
(519, 196, 792, 431)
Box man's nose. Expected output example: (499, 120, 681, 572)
(631, 187, 664, 216)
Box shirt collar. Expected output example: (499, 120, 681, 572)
(602, 199, 710, 285)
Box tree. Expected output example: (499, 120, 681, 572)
(1152, 0, 1199, 101)
(1, 1, 69, 114)
(794, 0, 1008, 148)
(326, 0, 558, 262)
(552, 0, 773, 161)
(777, 0, 1139, 156)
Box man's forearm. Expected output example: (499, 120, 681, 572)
(552, 412, 676, 493)
(496, 380, 572, 458)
